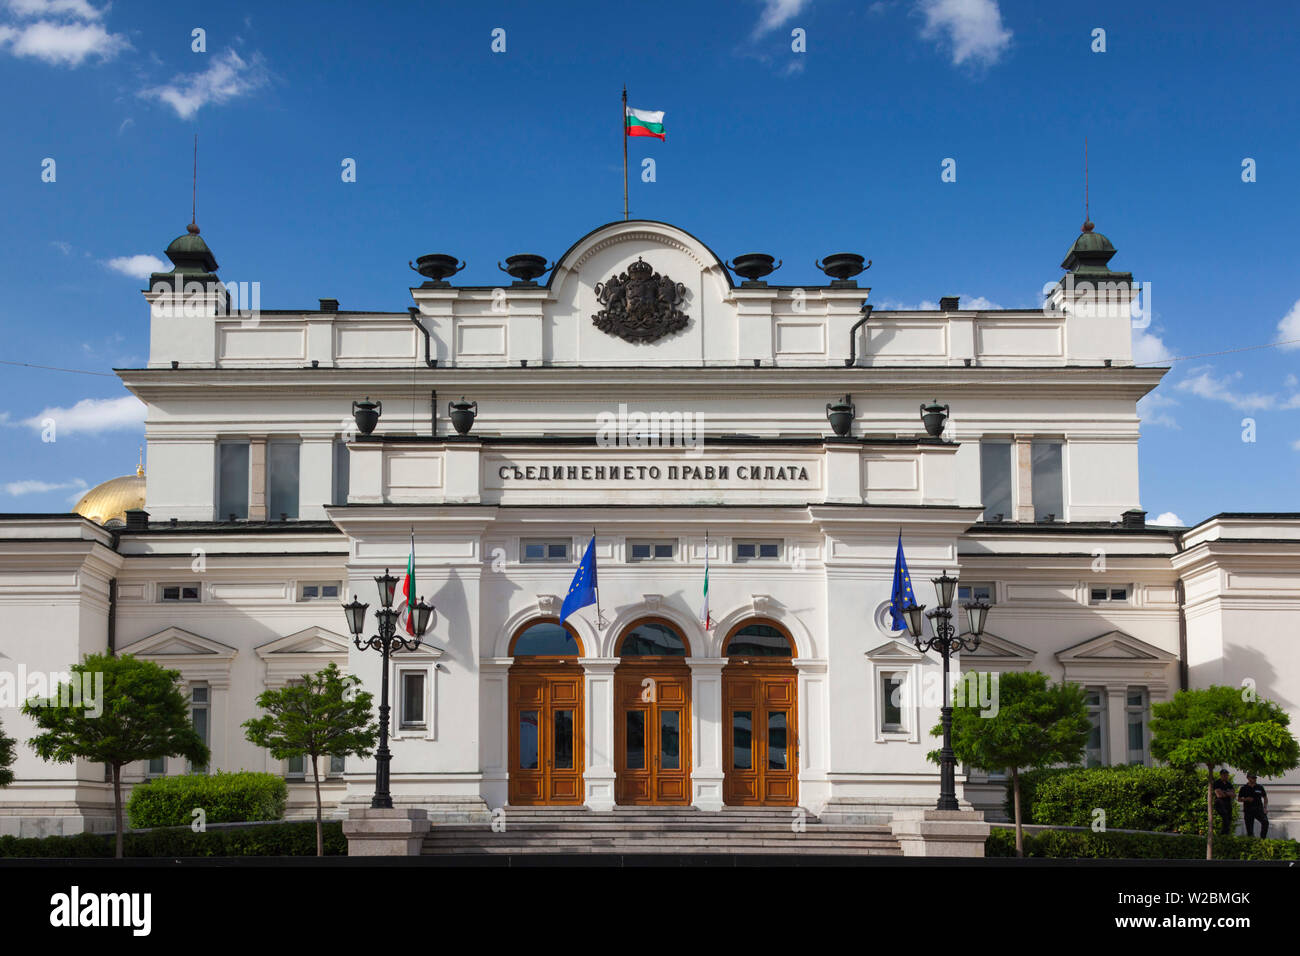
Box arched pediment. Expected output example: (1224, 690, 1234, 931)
(548, 219, 731, 290)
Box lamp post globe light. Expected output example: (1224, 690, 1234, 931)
(342, 569, 435, 810)
(901, 571, 990, 811)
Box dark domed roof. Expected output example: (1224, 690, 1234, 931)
(151, 223, 219, 282)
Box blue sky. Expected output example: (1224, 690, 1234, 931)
(0, 0, 1297, 526)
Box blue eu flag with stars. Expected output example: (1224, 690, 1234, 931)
(889, 532, 915, 632)
(561, 535, 597, 621)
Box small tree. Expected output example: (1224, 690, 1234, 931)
(243, 662, 377, 856)
(0, 717, 16, 788)
(1150, 685, 1299, 860)
(23, 653, 208, 858)
(929, 670, 1090, 857)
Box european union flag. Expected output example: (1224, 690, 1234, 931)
(561, 535, 598, 621)
(889, 532, 916, 632)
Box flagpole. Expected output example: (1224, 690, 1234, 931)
(592, 527, 604, 627)
(622, 85, 628, 221)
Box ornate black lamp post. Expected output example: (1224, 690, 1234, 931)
(901, 572, 990, 811)
(342, 570, 435, 809)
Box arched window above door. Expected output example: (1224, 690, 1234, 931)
(724, 621, 794, 658)
(510, 619, 583, 657)
(618, 619, 689, 657)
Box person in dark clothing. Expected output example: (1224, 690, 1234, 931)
(1212, 769, 1235, 835)
(1238, 773, 1269, 837)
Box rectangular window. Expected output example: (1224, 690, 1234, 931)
(521, 539, 570, 563)
(881, 673, 905, 733)
(1031, 441, 1064, 521)
(1126, 688, 1149, 765)
(189, 684, 209, 774)
(1084, 687, 1108, 767)
(147, 756, 166, 776)
(267, 440, 300, 520)
(217, 441, 250, 520)
(519, 711, 538, 770)
(160, 583, 201, 602)
(735, 539, 781, 562)
(332, 440, 350, 506)
(1090, 587, 1131, 604)
(298, 582, 341, 601)
(732, 711, 752, 770)
(625, 710, 645, 770)
(400, 671, 426, 729)
(328, 754, 345, 776)
(979, 442, 1013, 522)
(629, 539, 675, 562)
(287, 754, 305, 777)
(957, 583, 995, 604)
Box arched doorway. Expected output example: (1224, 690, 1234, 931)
(722, 619, 797, 806)
(614, 618, 692, 806)
(508, 619, 584, 805)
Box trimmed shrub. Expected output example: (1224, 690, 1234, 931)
(1008, 765, 1235, 834)
(126, 771, 287, 828)
(1002, 767, 1075, 822)
(1032, 765, 1221, 833)
(986, 827, 1297, 860)
(0, 821, 345, 858)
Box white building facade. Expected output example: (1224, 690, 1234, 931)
(1, 218, 1297, 836)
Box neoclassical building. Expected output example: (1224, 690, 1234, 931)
(1, 217, 1296, 836)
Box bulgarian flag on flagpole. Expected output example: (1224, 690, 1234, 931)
(701, 531, 711, 630)
(402, 531, 416, 636)
(625, 106, 665, 140)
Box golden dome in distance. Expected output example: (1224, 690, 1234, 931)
(74, 462, 146, 528)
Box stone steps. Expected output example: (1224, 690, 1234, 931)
(421, 806, 903, 856)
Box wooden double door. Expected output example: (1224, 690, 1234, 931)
(722, 666, 798, 805)
(508, 665, 584, 805)
(615, 665, 691, 805)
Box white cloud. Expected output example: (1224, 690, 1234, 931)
(873, 293, 1004, 311)
(50, 239, 71, 255)
(138, 48, 269, 119)
(1148, 512, 1183, 528)
(1292, 439, 1300, 451)
(0, 17, 125, 65)
(1285, 374, 1298, 389)
(1175, 367, 1276, 412)
(5, 0, 103, 18)
(753, 0, 811, 36)
(3, 477, 86, 497)
(916, 0, 1012, 66)
(104, 254, 166, 279)
(1137, 391, 1179, 429)
(1132, 329, 1174, 365)
(1276, 298, 1300, 349)
(20, 395, 145, 435)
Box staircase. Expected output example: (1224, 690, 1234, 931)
(422, 805, 902, 857)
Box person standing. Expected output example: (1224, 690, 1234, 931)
(1212, 769, 1235, 835)
(1238, 773, 1269, 838)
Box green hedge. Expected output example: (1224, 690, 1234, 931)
(1007, 765, 1236, 834)
(986, 826, 1298, 860)
(0, 821, 345, 858)
(126, 771, 287, 828)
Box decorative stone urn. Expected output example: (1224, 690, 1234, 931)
(826, 395, 855, 437)
(816, 253, 871, 287)
(498, 254, 553, 285)
(920, 400, 949, 439)
(352, 398, 381, 436)
(726, 253, 782, 286)
(448, 397, 478, 436)
(409, 254, 465, 286)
